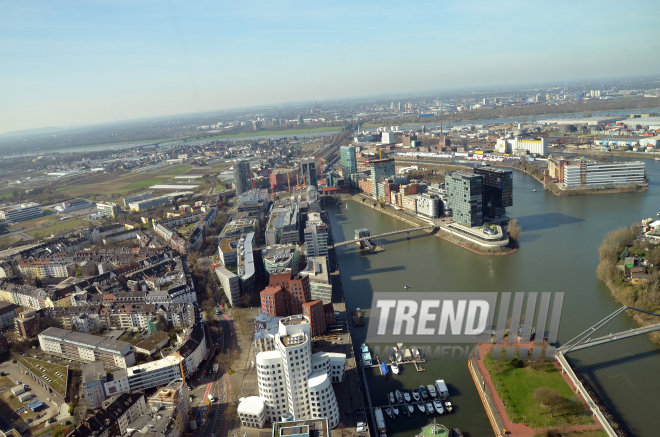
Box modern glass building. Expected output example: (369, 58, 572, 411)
(366, 158, 395, 200)
(234, 160, 252, 195)
(445, 171, 483, 227)
(474, 167, 513, 220)
(340, 146, 357, 182)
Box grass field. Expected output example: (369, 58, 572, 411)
(18, 357, 68, 396)
(27, 218, 88, 237)
(199, 126, 340, 140)
(8, 215, 58, 230)
(0, 234, 22, 246)
(483, 352, 594, 428)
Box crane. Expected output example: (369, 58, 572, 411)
(287, 170, 291, 193)
(172, 351, 195, 422)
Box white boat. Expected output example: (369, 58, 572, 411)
(533, 189, 537, 192)
(655, 158, 660, 161)
(417, 402, 426, 413)
(426, 402, 435, 414)
(444, 401, 453, 413)
(412, 388, 421, 401)
(395, 390, 403, 403)
(392, 405, 400, 416)
(408, 404, 414, 415)
(427, 384, 437, 398)
(385, 407, 393, 419)
(404, 285, 410, 289)
(403, 389, 411, 402)
(389, 392, 395, 404)
(433, 399, 444, 414)
(391, 363, 400, 375)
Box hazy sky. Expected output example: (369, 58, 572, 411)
(1, 0, 659, 134)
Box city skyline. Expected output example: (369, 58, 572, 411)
(2, 0, 659, 134)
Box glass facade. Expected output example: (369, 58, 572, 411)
(340, 146, 357, 182)
(367, 159, 395, 199)
(445, 172, 483, 227)
(474, 167, 513, 220)
(234, 160, 251, 195)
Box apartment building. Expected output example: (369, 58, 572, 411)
(0, 301, 21, 328)
(83, 362, 108, 409)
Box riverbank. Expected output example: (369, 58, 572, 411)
(342, 193, 517, 256)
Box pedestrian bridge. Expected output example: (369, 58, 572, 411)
(333, 225, 436, 247)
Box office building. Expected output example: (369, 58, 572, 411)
(125, 355, 184, 392)
(339, 146, 357, 182)
(55, 198, 94, 213)
(262, 244, 299, 278)
(304, 223, 328, 258)
(299, 158, 318, 187)
(254, 322, 341, 428)
(474, 167, 513, 221)
(0, 203, 43, 223)
(271, 418, 329, 437)
(82, 362, 108, 409)
(128, 195, 170, 211)
(264, 270, 312, 316)
(38, 327, 136, 369)
(123, 192, 152, 207)
(563, 160, 646, 188)
(366, 159, 395, 199)
(265, 200, 300, 245)
(215, 266, 241, 307)
(299, 257, 332, 304)
(445, 172, 483, 227)
(96, 202, 119, 218)
(415, 193, 441, 219)
(234, 160, 252, 195)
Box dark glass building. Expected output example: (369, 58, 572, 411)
(474, 167, 513, 220)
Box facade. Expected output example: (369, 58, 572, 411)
(255, 325, 341, 428)
(496, 137, 549, 155)
(445, 172, 483, 227)
(82, 362, 108, 409)
(0, 203, 43, 223)
(129, 196, 170, 211)
(265, 270, 312, 315)
(125, 355, 184, 392)
(303, 223, 328, 258)
(474, 167, 513, 220)
(234, 160, 252, 196)
(339, 146, 357, 183)
(215, 266, 241, 307)
(263, 244, 299, 278)
(299, 158, 318, 187)
(96, 202, 119, 218)
(366, 159, 396, 199)
(563, 160, 646, 188)
(0, 301, 21, 328)
(14, 310, 40, 338)
(38, 327, 136, 369)
(415, 193, 440, 219)
(299, 257, 332, 304)
(238, 396, 266, 428)
(106, 393, 147, 437)
(18, 259, 73, 278)
(123, 192, 152, 207)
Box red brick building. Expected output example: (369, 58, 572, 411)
(268, 270, 312, 315)
(302, 301, 326, 337)
(260, 285, 288, 316)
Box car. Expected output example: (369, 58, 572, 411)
(12, 360, 17, 363)
(0, 372, 5, 377)
(47, 418, 56, 424)
(356, 422, 366, 427)
(356, 427, 367, 433)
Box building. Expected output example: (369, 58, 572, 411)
(82, 362, 108, 409)
(234, 160, 252, 196)
(0, 203, 43, 223)
(474, 167, 513, 221)
(262, 244, 299, 278)
(123, 192, 152, 207)
(265, 270, 312, 315)
(340, 146, 357, 183)
(0, 301, 21, 329)
(215, 266, 241, 307)
(299, 257, 332, 304)
(495, 137, 548, 155)
(96, 202, 119, 218)
(147, 381, 190, 435)
(14, 310, 40, 338)
(563, 160, 646, 188)
(255, 325, 341, 428)
(238, 396, 266, 428)
(303, 223, 328, 258)
(299, 158, 318, 187)
(271, 418, 329, 437)
(415, 193, 440, 219)
(445, 172, 483, 227)
(129, 195, 170, 211)
(38, 327, 136, 369)
(55, 199, 95, 213)
(265, 200, 301, 246)
(366, 159, 395, 199)
(134, 331, 169, 355)
(548, 156, 571, 181)
(105, 392, 148, 437)
(124, 355, 184, 392)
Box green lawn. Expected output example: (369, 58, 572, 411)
(483, 351, 594, 429)
(199, 126, 341, 140)
(0, 234, 22, 246)
(27, 218, 88, 237)
(8, 215, 59, 230)
(18, 357, 68, 396)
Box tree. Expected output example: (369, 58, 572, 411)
(75, 268, 82, 276)
(508, 218, 521, 241)
(533, 386, 563, 416)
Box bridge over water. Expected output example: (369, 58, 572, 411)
(333, 225, 436, 247)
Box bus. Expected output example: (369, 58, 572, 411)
(212, 364, 219, 374)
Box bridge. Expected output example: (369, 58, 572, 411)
(554, 306, 660, 437)
(333, 225, 436, 247)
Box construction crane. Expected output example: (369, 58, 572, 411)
(173, 351, 195, 422)
(287, 170, 291, 193)
(315, 157, 324, 186)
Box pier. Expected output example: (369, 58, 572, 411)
(333, 225, 436, 247)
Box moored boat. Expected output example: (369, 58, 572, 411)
(417, 402, 426, 413)
(395, 390, 403, 403)
(408, 404, 414, 414)
(426, 402, 435, 414)
(403, 389, 411, 402)
(419, 385, 429, 400)
(391, 363, 400, 374)
(385, 407, 393, 419)
(389, 392, 395, 404)
(412, 388, 421, 401)
(444, 401, 453, 413)
(433, 399, 444, 414)
(392, 405, 400, 416)
(427, 384, 437, 398)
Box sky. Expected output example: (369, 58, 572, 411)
(1, 0, 659, 134)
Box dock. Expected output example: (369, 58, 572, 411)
(367, 357, 427, 373)
(350, 310, 364, 327)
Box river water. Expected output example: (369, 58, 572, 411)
(328, 164, 660, 437)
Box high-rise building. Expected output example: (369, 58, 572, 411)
(254, 322, 341, 427)
(445, 172, 483, 227)
(299, 158, 318, 187)
(366, 158, 395, 200)
(234, 160, 252, 195)
(339, 146, 357, 182)
(474, 167, 513, 220)
(304, 223, 328, 258)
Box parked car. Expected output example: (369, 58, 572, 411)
(47, 418, 56, 424)
(356, 427, 367, 433)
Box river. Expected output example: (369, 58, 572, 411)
(328, 163, 660, 436)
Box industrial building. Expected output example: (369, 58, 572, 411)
(563, 160, 646, 188)
(128, 195, 170, 211)
(495, 137, 548, 155)
(123, 192, 152, 207)
(234, 160, 252, 195)
(0, 202, 43, 223)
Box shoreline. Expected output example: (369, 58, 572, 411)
(340, 193, 517, 256)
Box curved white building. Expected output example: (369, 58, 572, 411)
(237, 396, 266, 428)
(255, 325, 343, 428)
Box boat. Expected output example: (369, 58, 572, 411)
(417, 402, 426, 413)
(427, 384, 437, 398)
(380, 362, 389, 375)
(361, 343, 372, 366)
(392, 405, 400, 416)
(419, 385, 429, 400)
(533, 189, 537, 192)
(426, 402, 435, 414)
(385, 407, 393, 419)
(391, 363, 400, 375)
(408, 404, 414, 415)
(433, 399, 445, 414)
(403, 389, 411, 402)
(404, 285, 410, 289)
(389, 392, 395, 404)
(395, 390, 403, 403)
(444, 401, 453, 413)
(412, 388, 421, 401)
(655, 158, 660, 161)
(346, 203, 348, 209)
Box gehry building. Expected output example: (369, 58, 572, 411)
(250, 319, 344, 428)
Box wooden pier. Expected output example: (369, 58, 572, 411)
(367, 357, 427, 373)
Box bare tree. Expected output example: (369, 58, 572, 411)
(507, 218, 522, 241)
